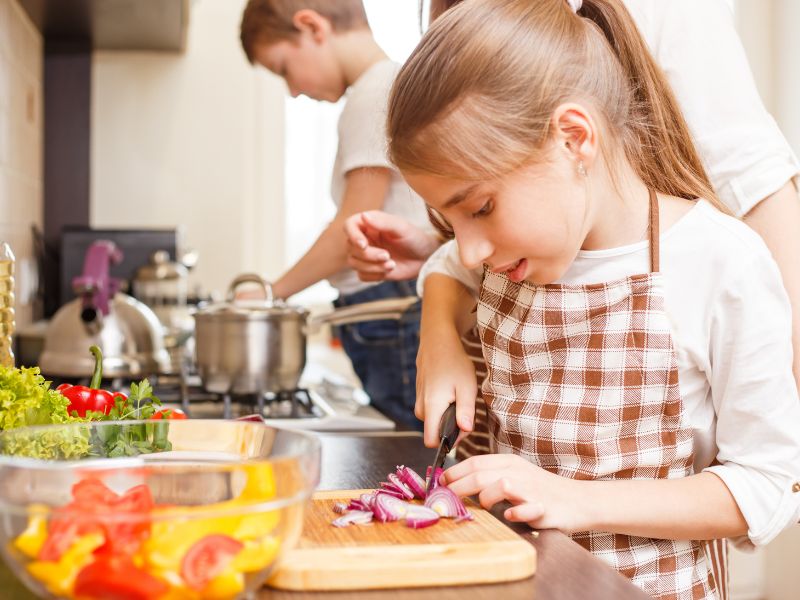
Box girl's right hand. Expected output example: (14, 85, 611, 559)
(416, 332, 478, 448)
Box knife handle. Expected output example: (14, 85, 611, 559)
(439, 403, 459, 452)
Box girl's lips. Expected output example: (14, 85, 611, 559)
(507, 259, 528, 283)
(491, 259, 528, 282)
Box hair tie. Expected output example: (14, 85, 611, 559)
(566, 0, 583, 13)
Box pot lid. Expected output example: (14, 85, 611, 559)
(135, 250, 188, 281)
(194, 273, 308, 320)
(194, 297, 308, 320)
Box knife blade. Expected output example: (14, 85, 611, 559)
(426, 403, 459, 493)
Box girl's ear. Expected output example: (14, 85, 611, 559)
(292, 9, 332, 44)
(551, 103, 599, 171)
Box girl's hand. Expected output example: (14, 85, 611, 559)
(442, 454, 584, 533)
(416, 331, 478, 448)
(344, 211, 441, 282)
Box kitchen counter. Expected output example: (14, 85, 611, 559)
(0, 433, 649, 599)
(265, 432, 649, 600)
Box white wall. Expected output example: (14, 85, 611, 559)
(0, 0, 42, 328)
(91, 0, 286, 298)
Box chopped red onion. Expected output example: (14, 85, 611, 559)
(425, 466, 445, 493)
(332, 501, 349, 514)
(378, 484, 407, 499)
(404, 505, 440, 529)
(395, 465, 426, 499)
(348, 499, 368, 512)
(387, 473, 415, 500)
(360, 492, 377, 510)
(332, 510, 374, 527)
(424, 486, 470, 518)
(372, 492, 411, 523)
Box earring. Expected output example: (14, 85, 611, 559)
(577, 160, 587, 178)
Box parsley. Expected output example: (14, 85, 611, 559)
(88, 379, 173, 458)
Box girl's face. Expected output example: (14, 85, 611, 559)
(253, 33, 345, 102)
(404, 145, 591, 285)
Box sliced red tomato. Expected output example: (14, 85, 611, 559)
(151, 408, 187, 420)
(181, 534, 244, 591)
(38, 519, 80, 561)
(72, 478, 119, 506)
(74, 554, 168, 600)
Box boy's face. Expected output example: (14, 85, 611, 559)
(253, 34, 346, 102)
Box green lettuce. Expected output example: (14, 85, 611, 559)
(0, 365, 90, 458)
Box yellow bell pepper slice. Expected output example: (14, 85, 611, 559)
(26, 533, 104, 596)
(238, 464, 276, 500)
(13, 507, 49, 559)
(199, 568, 244, 599)
(230, 536, 281, 573)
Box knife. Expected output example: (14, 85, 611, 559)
(426, 403, 460, 493)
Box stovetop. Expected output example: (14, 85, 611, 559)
(151, 373, 395, 432)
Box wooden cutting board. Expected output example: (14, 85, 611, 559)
(267, 489, 537, 591)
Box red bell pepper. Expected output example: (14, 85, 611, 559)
(57, 346, 127, 418)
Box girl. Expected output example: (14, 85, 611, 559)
(386, 0, 800, 598)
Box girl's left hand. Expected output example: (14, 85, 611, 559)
(442, 454, 585, 533)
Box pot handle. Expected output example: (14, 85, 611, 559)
(306, 296, 419, 333)
(226, 273, 274, 303)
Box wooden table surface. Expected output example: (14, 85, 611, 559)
(263, 432, 649, 600)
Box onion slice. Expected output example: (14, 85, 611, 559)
(425, 466, 445, 493)
(404, 505, 440, 529)
(387, 473, 415, 500)
(395, 465, 426, 499)
(424, 486, 470, 519)
(372, 492, 411, 523)
(332, 510, 374, 527)
(332, 501, 349, 514)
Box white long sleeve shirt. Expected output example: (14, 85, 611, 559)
(625, 0, 799, 216)
(419, 202, 800, 549)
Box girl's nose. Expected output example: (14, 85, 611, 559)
(458, 234, 493, 271)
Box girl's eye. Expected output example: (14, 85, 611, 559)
(472, 199, 494, 219)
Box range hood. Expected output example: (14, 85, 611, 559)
(18, 0, 190, 52)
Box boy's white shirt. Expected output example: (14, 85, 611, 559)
(419, 202, 800, 549)
(328, 59, 432, 296)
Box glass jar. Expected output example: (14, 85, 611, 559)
(0, 242, 15, 368)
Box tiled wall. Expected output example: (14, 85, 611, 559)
(0, 0, 43, 329)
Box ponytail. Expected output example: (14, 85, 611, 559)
(579, 0, 725, 211)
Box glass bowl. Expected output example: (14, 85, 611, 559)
(0, 419, 321, 599)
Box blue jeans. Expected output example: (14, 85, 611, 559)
(334, 280, 422, 431)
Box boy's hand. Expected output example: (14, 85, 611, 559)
(344, 211, 441, 282)
(442, 454, 583, 533)
(416, 329, 478, 448)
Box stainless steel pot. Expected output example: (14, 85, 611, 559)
(193, 274, 419, 394)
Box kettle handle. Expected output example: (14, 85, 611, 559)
(226, 273, 274, 303)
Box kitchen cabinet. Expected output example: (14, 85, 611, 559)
(17, 0, 189, 51)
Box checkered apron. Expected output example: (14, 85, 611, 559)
(476, 190, 718, 599)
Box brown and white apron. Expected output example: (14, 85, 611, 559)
(475, 190, 718, 599)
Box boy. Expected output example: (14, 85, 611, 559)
(240, 0, 432, 430)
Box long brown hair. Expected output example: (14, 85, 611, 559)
(392, 0, 724, 213)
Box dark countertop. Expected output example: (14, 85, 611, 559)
(263, 432, 649, 600)
(0, 432, 649, 600)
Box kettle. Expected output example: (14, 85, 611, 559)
(39, 240, 171, 378)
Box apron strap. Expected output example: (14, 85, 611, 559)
(648, 189, 660, 273)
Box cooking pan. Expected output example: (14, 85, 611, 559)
(194, 274, 419, 394)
